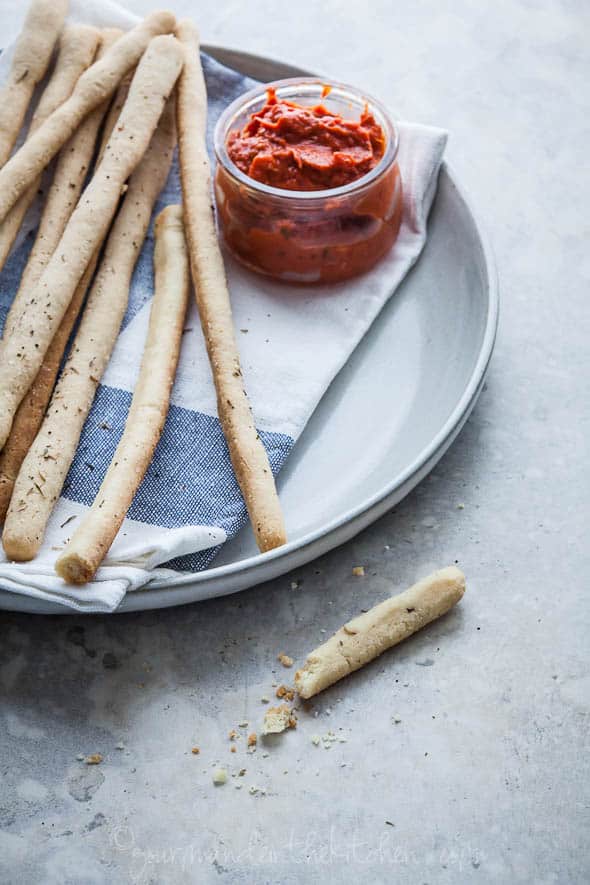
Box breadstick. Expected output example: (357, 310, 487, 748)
(0, 35, 183, 451)
(0, 24, 101, 275)
(2, 96, 177, 559)
(0, 10, 175, 224)
(176, 20, 286, 553)
(0, 0, 68, 168)
(0, 32, 124, 521)
(3, 28, 121, 336)
(56, 205, 189, 583)
(294, 567, 466, 698)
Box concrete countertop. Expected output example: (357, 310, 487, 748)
(1, 0, 588, 882)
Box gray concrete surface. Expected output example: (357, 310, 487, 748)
(1, 0, 589, 882)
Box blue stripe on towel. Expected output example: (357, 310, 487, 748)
(0, 230, 35, 332)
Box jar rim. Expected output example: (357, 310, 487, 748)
(213, 76, 399, 202)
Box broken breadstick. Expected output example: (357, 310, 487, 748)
(0, 24, 101, 275)
(176, 19, 286, 553)
(0, 9, 175, 223)
(55, 204, 189, 584)
(2, 97, 177, 559)
(0, 0, 68, 168)
(294, 567, 466, 699)
(0, 34, 184, 451)
(0, 31, 124, 521)
(2, 28, 121, 340)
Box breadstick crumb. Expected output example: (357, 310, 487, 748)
(262, 705, 297, 735)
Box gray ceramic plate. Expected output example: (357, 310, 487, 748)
(0, 48, 498, 615)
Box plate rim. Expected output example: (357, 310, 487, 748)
(0, 48, 499, 614)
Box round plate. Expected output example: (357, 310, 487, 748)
(0, 48, 498, 614)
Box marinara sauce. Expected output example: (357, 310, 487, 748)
(214, 80, 403, 284)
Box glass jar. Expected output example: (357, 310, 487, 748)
(214, 78, 403, 285)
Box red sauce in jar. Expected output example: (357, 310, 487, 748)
(216, 85, 403, 284)
(227, 88, 386, 191)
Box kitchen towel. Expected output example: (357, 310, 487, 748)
(0, 0, 447, 612)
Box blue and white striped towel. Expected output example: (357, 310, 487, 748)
(0, 0, 447, 612)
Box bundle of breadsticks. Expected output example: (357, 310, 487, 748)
(0, 2, 286, 585)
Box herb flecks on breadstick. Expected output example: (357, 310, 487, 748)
(176, 19, 286, 553)
(56, 205, 189, 584)
(2, 97, 177, 560)
(0, 34, 184, 452)
(0, 10, 175, 224)
(0, 25, 101, 278)
(95, 68, 134, 167)
(294, 567, 466, 699)
(0, 0, 68, 168)
(0, 31, 124, 521)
